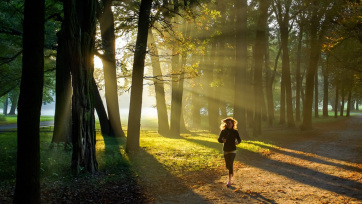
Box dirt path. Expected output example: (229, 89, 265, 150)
(140, 115, 362, 203)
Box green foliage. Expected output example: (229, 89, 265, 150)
(0, 0, 59, 102)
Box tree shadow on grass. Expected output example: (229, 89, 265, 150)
(184, 136, 362, 201)
(127, 148, 208, 203)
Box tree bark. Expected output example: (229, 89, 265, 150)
(170, 1, 184, 137)
(273, 0, 295, 127)
(14, 0, 44, 202)
(126, 0, 152, 152)
(334, 84, 339, 118)
(322, 53, 329, 117)
(314, 66, 319, 118)
(67, 0, 98, 174)
(99, 0, 125, 137)
(340, 82, 345, 116)
(93, 79, 112, 136)
(8, 93, 18, 115)
(346, 88, 352, 117)
(147, 29, 169, 135)
(301, 5, 321, 130)
(280, 23, 295, 127)
(234, 0, 248, 131)
(191, 55, 201, 128)
(296, 24, 303, 121)
(52, 28, 72, 145)
(253, 0, 269, 137)
(3, 94, 8, 115)
(207, 42, 219, 134)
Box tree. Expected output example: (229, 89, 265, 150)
(302, 0, 339, 130)
(93, 78, 113, 136)
(272, 0, 295, 127)
(147, 29, 170, 135)
(170, 0, 183, 137)
(98, 0, 125, 137)
(207, 42, 219, 134)
(233, 0, 248, 131)
(253, 0, 270, 136)
(63, 0, 98, 174)
(7, 90, 19, 115)
(14, 0, 44, 202)
(295, 12, 306, 121)
(126, 0, 152, 153)
(52, 20, 72, 145)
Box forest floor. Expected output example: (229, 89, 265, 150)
(136, 114, 362, 204)
(0, 115, 361, 203)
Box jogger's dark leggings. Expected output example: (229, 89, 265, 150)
(224, 153, 236, 175)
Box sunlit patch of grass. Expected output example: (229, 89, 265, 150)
(0, 115, 17, 125)
(139, 131, 224, 176)
(0, 115, 54, 125)
(240, 141, 275, 156)
(40, 116, 54, 122)
(137, 130, 275, 176)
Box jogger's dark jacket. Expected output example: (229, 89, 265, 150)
(218, 129, 241, 152)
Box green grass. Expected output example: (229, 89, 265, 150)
(136, 130, 274, 177)
(0, 126, 274, 185)
(0, 115, 54, 125)
(0, 131, 134, 187)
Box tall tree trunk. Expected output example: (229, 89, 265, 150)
(273, 0, 294, 127)
(253, 0, 269, 136)
(207, 42, 219, 133)
(233, 0, 248, 131)
(334, 84, 339, 118)
(340, 83, 345, 116)
(191, 55, 201, 128)
(314, 67, 319, 118)
(301, 7, 321, 130)
(8, 93, 18, 115)
(346, 88, 352, 117)
(280, 75, 286, 124)
(99, 0, 125, 137)
(147, 29, 169, 135)
(170, 51, 181, 136)
(68, 0, 98, 174)
(280, 25, 295, 127)
(3, 94, 8, 115)
(296, 24, 303, 121)
(93, 79, 112, 136)
(126, 0, 152, 152)
(52, 29, 72, 145)
(356, 100, 359, 110)
(178, 21, 190, 133)
(14, 0, 44, 202)
(265, 35, 275, 126)
(322, 53, 329, 117)
(170, 1, 188, 136)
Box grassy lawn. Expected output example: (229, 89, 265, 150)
(0, 124, 273, 185)
(1, 112, 360, 185)
(0, 115, 54, 125)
